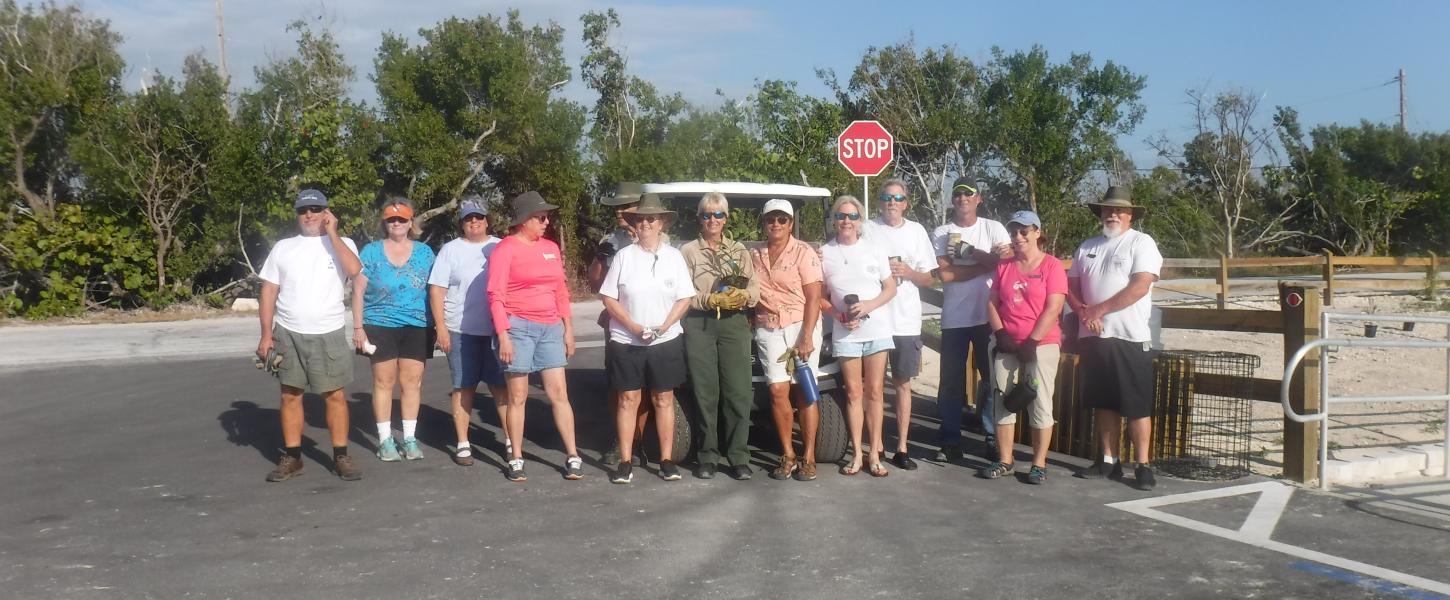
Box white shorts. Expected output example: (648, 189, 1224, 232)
(754, 319, 824, 384)
(992, 343, 1061, 429)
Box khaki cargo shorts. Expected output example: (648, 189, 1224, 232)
(272, 325, 352, 393)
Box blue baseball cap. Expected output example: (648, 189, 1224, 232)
(1007, 210, 1042, 229)
(294, 188, 328, 209)
(459, 194, 488, 219)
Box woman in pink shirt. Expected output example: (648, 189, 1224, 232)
(487, 191, 582, 483)
(981, 211, 1066, 485)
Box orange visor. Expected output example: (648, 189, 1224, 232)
(382, 204, 415, 221)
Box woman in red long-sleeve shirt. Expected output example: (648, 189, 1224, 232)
(486, 191, 582, 483)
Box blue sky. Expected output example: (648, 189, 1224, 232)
(84, 0, 1449, 166)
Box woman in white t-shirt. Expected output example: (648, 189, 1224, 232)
(599, 194, 696, 484)
(820, 195, 897, 478)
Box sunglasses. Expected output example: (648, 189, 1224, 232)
(834, 212, 862, 221)
(699, 211, 727, 221)
(296, 206, 326, 215)
(530, 213, 551, 223)
(1008, 226, 1036, 238)
(763, 215, 792, 226)
(879, 193, 907, 203)
(461, 214, 486, 222)
(630, 214, 662, 224)
(385, 217, 410, 225)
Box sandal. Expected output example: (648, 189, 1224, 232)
(840, 457, 862, 476)
(868, 461, 889, 478)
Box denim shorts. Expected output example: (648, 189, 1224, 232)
(504, 315, 568, 374)
(832, 336, 895, 358)
(445, 330, 505, 389)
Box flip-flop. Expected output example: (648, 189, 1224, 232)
(868, 461, 889, 478)
(840, 458, 861, 476)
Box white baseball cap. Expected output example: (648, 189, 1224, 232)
(762, 199, 794, 217)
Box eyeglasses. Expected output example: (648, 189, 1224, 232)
(1008, 226, 1036, 238)
(763, 215, 792, 226)
(834, 212, 862, 221)
(879, 193, 907, 204)
(296, 206, 325, 215)
(631, 215, 662, 224)
(385, 217, 410, 225)
(461, 214, 486, 223)
(699, 211, 727, 221)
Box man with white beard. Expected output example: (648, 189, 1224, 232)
(1068, 186, 1162, 491)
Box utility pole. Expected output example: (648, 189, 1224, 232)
(1392, 68, 1403, 133)
(215, 0, 231, 116)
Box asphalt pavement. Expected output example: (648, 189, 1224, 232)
(2, 320, 1449, 598)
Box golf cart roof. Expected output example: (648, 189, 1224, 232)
(641, 182, 832, 202)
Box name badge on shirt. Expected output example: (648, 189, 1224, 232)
(543, 253, 557, 261)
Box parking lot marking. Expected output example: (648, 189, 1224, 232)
(1108, 481, 1450, 596)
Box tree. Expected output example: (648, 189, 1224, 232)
(1151, 88, 1295, 257)
(823, 38, 982, 224)
(980, 46, 1146, 215)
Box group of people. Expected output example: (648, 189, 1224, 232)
(255, 178, 1162, 492)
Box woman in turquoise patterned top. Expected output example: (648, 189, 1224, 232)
(351, 198, 437, 463)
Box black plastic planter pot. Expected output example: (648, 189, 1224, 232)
(1365, 323, 1378, 337)
(1404, 321, 1416, 332)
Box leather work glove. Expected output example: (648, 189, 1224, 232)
(716, 287, 749, 310)
(1016, 338, 1039, 365)
(993, 329, 1018, 355)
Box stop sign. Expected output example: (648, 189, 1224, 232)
(837, 120, 894, 177)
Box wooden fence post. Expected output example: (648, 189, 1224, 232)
(1280, 284, 1321, 484)
(1321, 249, 1335, 306)
(1217, 252, 1229, 310)
(1430, 252, 1440, 298)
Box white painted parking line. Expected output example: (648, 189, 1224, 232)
(1108, 482, 1450, 596)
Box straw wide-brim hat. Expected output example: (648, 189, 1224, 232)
(624, 193, 676, 221)
(1087, 186, 1146, 220)
(509, 191, 559, 227)
(600, 182, 644, 207)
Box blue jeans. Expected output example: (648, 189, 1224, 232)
(936, 324, 994, 445)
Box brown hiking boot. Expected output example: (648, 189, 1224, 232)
(769, 455, 797, 480)
(333, 454, 362, 481)
(266, 455, 304, 482)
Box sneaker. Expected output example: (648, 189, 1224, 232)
(505, 459, 527, 482)
(695, 462, 717, 479)
(376, 437, 402, 462)
(1075, 460, 1111, 479)
(333, 455, 362, 481)
(564, 455, 584, 480)
(977, 460, 1014, 479)
(451, 446, 474, 467)
(727, 464, 753, 481)
(934, 444, 962, 462)
(601, 442, 621, 467)
(401, 437, 423, 461)
(610, 462, 634, 484)
(659, 460, 682, 481)
(1026, 465, 1047, 485)
(891, 452, 918, 471)
(266, 455, 304, 482)
(1134, 464, 1156, 491)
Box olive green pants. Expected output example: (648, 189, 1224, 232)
(684, 311, 753, 467)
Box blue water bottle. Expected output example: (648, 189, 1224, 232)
(793, 356, 820, 405)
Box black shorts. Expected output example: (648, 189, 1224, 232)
(888, 335, 923, 379)
(1079, 336, 1155, 419)
(606, 337, 687, 393)
(362, 324, 434, 362)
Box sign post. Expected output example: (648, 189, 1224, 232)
(837, 120, 894, 217)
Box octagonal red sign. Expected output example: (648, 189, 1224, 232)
(837, 120, 894, 177)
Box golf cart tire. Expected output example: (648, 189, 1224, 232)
(641, 394, 695, 464)
(813, 390, 848, 464)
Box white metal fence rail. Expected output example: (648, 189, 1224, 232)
(1280, 311, 1450, 490)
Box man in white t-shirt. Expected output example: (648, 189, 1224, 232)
(256, 189, 363, 483)
(863, 178, 936, 471)
(927, 177, 1012, 462)
(1068, 186, 1163, 491)
(427, 197, 510, 467)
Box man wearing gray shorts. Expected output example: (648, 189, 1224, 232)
(256, 189, 364, 482)
(864, 178, 936, 470)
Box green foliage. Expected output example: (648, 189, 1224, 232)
(1, 204, 151, 316)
